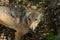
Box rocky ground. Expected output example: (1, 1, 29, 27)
(0, 0, 60, 40)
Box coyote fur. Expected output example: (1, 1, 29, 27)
(0, 6, 43, 40)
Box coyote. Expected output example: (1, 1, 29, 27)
(0, 6, 43, 40)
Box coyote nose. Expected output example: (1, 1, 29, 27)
(30, 21, 39, 30)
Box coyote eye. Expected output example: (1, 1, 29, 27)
(35, 19, 37, 21)
(28, 18, 31, 21)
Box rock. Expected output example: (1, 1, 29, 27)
(57, 3, 60, 5)
(31, 6, 37, 9)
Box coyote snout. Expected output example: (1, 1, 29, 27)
(0, 6, 43, 40)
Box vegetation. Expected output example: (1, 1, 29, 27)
(44, 32, 56, 40)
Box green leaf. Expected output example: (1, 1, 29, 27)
(22, 0, 28, 4)
(44, 32, 56, 40)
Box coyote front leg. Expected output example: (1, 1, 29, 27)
(0, 13, 21, 40)
(0, 13, 17, 30)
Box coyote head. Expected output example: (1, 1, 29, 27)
(22, 12, 43, 30)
